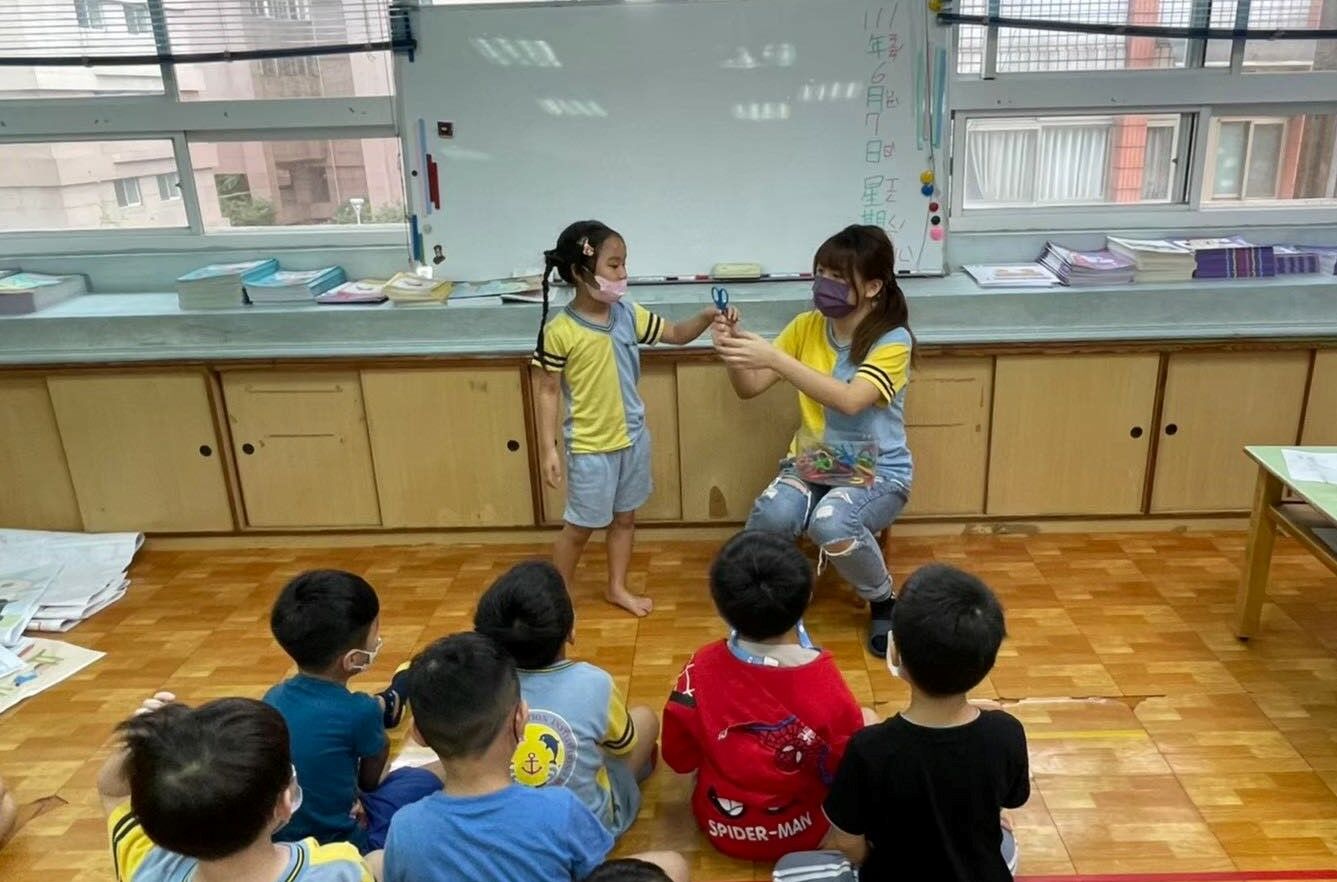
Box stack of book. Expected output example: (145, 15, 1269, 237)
(385, 272, 453, 305)
(1105, 237, 1196, 283)
(316, 279, 390, 305)
(245, 267, 347, 305)
(0, 271, 87, 316)
(1299, 245, 1337, 275)
(1273, 246, 1319, 275)
(176, 259, 278, 310)
(1038, 242, 1135, 287)
(1172, 236, 1276, 279)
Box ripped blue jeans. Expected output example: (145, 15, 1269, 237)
(745, 462, 908, 602)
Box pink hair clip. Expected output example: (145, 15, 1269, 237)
(579, 238, 595, 258)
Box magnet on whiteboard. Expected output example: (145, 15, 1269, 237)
(921, 184, 934, 196)
(929, 227, 945, 242)
(919, 170, 935, 184)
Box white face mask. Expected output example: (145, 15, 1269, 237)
(885, 632, 902, 680)
(289, 764, 304, 814)
(346, 636, 382, 673)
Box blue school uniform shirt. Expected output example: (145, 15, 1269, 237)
(265, 674, 387, 849)
(383, 786, 612, 882)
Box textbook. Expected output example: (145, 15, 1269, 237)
(1105, 237, 1195, 283)
(316, 279, 390, 305)
(1038, 242, 1135, 287)
(1171, 236, 1276, 280)
(0, 272, 87, 316)
(177, 259, 279, 309)
(963, 263, 1061, 288)
(245, 267, 347, 304)
(385, 272, 453, 305)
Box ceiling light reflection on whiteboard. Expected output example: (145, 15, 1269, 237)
(539, 98, 609, 118)
(470, 36, 561, 67)
(799, 81, 860, 102)
(732, 102, 791, 122)
(721, 43, 795, 70)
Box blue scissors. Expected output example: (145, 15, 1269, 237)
(711, 285, 730, 312)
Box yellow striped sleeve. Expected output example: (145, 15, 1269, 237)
(600, 684, 637, 757)
(108, 804, 155, 882)
(855, 342, 910, 403)
(306, 840, 375, 882)
(633, 303, 665, 345)
(532, 314, 572, 372)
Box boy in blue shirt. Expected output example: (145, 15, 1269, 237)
(383, 632, 688, 882)
(97, 691, 376, 882)
(265, 570, 438, 852)
(473, 561, 658, 838)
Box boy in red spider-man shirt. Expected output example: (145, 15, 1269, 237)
(661, 532, 876, 862)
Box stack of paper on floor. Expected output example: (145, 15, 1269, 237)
(1038, 242, 1135, 287)
(1105, 237, 1196, 283)
(0, 638, 105, 715)
(0, 567, 56, 647)
(385, 272, 453, 305)
(0, 272, 87, 316)
(1172, 236, 1276, 279)
(176, 259, 279, 310)
(0, 529, 144, 633)
(1273, 246, 1320, 275)
(316, 279, 390, 305)
(963, 264, 1061, 288)
(245, 267, 347, 304)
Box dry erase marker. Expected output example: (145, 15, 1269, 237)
(761, 272, 814, 280)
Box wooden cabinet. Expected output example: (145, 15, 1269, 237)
(0, 377, 83, 531)
(47, 371, 233, 532)
(903, 357, 993, 515)
(1151, 352, 1309, 512)
(537, 363, 682, 524)
(221, 371, 380, 528)
(362, 367, 534, 527)
(988, 354, 1159, 515)
(677, 362, 800, 522)
(1303, 350, 1337, 444)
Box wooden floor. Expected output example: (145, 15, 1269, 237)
(2, 532, 1336, 882)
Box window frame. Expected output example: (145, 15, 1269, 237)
(124, 3, 152, 34)
(75, 0, 106, 31)
(156, 171, 181, 201)
(113, 176, 143, 209)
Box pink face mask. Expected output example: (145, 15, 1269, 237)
(591, 275, 627, 304)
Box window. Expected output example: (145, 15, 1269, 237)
(191, 138, 405, 229)
(75, 0, 105, 30)
(156, 172, 180, 201)
(124, 4, 151, 34)
(963, 114, 1184, 209)
(113, 177, 142, 208)
(178, 52, 390, 102)
(1205, 113, 1337, 203)
(1244, 0, 1337, 72)
(273, 0, 313, 21)
(248, 0, 272, 16)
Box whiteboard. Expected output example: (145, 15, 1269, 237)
(397, 0, 948, 280)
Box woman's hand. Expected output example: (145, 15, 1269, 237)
(715, 329, 779, 371)
(541, 448, 563, 490)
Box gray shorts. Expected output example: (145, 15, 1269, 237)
(564, 432, 652, 528)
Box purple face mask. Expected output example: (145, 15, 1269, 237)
(812, 276, 856, 318)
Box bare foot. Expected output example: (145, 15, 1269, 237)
(606, 587, 653, 617)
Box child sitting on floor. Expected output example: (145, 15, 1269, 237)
(661, 531, 874, 861)
(97, 691, 378, 882)
(818, 564, 1028, 881)
(265, 570, 436, 852)
(472, 560, 658, 839)
(382, 632, 687, 882)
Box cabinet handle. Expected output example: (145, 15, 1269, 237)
(506, 439, 520, 452)
(1164, 423, 1179, 436)
(1129, 426, 1143, 439)
(242, 442, 256, 455)
(199, 444, 213, 457)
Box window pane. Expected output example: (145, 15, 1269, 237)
(0, 140, 186, 231)
(0, 1, 164, 98)
(1244, 0, 1337, 72)
(189, 138, 405, 229)
(992, 0, 1192, 73)
(964, 114, 1184, 209)
(177, 51, 392, 101)
(1207, 114, 1337, 203)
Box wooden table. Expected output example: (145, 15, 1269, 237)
(1235, 445, 1337, 638)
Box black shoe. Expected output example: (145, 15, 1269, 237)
(867, 596, 895, 657)
(377, 663, 413, 729)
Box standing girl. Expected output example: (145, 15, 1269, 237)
(533, 220, 734, 616)
(713, 225, 912, 654)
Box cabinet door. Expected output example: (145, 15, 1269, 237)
(988, 354, 1159, 516)
(538, 363, 682, 524)
(362, 367, 534, 527)
(0, 377, 83, 531)
(221, 371, 380, 528)
(1303, 350, 1337, 444)
(1151, 352, 1309, 512)
(47, 372, 233, 532)
(903, 357, 993, 515)
(677, 362, 800, 522)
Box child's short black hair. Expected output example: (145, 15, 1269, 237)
(473, 560, 573, 669)
(892, 564, 1005, 696)
(270, 570, 379, 671)
(118, 698, 291, 861)
(709, 531, 813, 641)
(585, 859, 673, 882)
(409, 632, 520, 760)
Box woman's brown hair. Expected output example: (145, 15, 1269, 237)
(813, 224, 912, 365)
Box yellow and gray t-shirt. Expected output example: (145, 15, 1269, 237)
(532, 300, 666, 454)
(108, 804, 372, 882)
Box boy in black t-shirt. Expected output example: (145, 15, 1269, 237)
(816, 564, 1029, 882)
